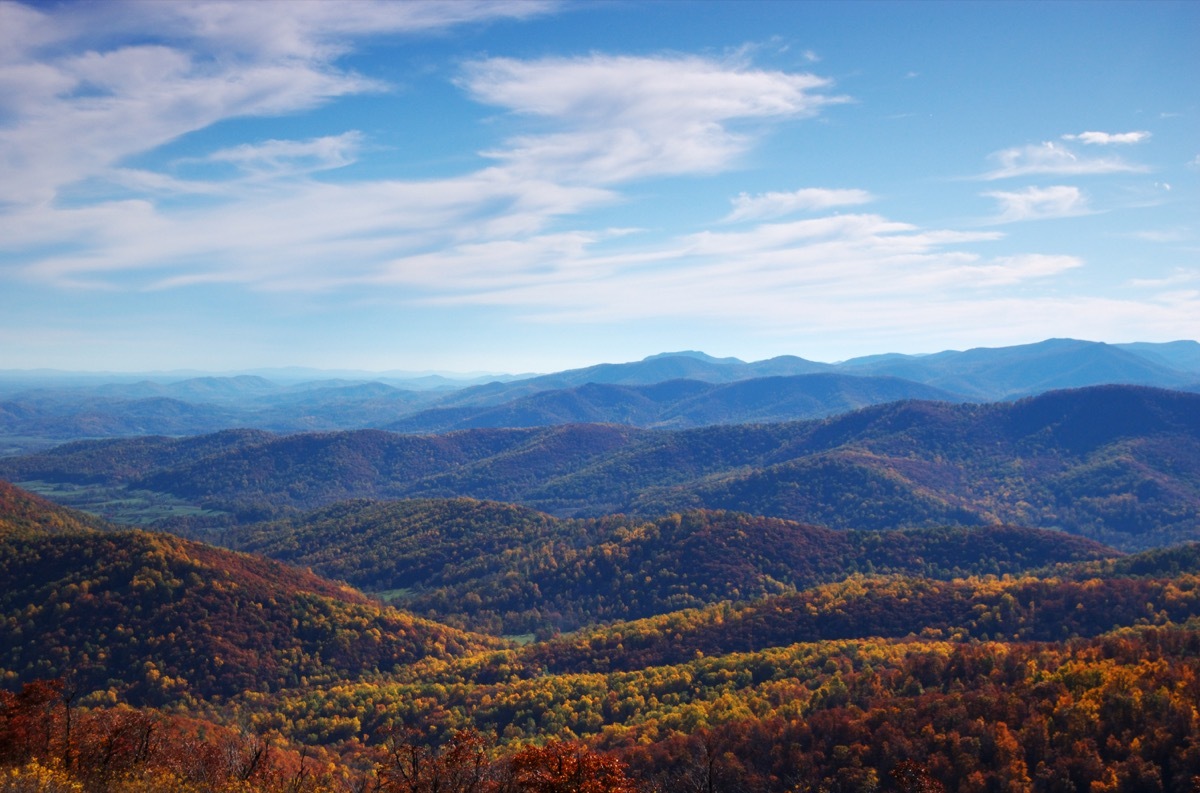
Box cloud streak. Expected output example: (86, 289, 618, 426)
(203, 133, 365, 177)
(2, 1, 1192, 370)
(725, 188, 875, 222)
(983, 185, 1090, 223)
(463, 54, 848, 183)
(1062, 130, 1150, 145)
(0, 0, 550, 207)
(982, 141, 1146, 180)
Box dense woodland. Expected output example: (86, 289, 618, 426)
(4, 474, 1200, 791)
(4, 385, 1200, 549)
(4, 380, 1200, 791)
(231, 501, 1113, 634)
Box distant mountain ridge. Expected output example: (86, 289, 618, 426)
(5, 384, 1199, 549)
(837, 338, 1196, 399)
(2, 338, 1197, 451)
(385, 373, 965, 433)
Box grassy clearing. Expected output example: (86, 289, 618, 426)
(370, 587, 416, 603)
(502, 633, 537, 645)
(0, 436, 65, 457)
(15, 480, 226, 525)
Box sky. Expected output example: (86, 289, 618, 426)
(1, 0, 1197, 375)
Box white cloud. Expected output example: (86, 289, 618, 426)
(1128, 270, 1197, 288)
(0, 1, 550, 206)
(204, 132, 365, 177)
(92, 1, 553, 60)
(462, 54, 848, 183)
(1062, 130, 1150, 145)
(5, 171, 616, 291)
(982, 141, 1146, 180)
(0, 2, 77, 64)
(5, 2, 1159, 359)
(1127, 229, 1189, 244)
(1, 21, 854, 295)
(983, 185, 1090, 223)
(962, 254, 1083, 284)
(725, 188, 875, 222)
(375, 212, 1080, 331)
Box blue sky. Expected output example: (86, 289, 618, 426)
(1, 0, 1197, 374)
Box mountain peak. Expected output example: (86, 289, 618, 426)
(642, 351, 744, 365)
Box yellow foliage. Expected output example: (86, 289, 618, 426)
(0, 762, 83, 793)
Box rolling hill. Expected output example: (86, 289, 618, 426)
(233, 500, 1116, 634)
(5, 384, 1196, 549)
(3, 480, 1200, 792)
(0, 485, 500, 705)
(0, 478, 117, 537)
(385, 373, 965, 432)
(3, 339, 1198, 451)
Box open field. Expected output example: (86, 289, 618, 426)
(15, 479, 225, 525)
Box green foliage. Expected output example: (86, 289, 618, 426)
(4, 386, 1199, 548)
(231, 501, 1113, 635)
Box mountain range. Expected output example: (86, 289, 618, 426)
(4, 338, 1200, 791)
(5, 383, 1199, 550)
(2, 338, 1197, 452)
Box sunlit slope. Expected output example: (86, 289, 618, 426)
(233, 500, 1115, 634)
(0, 478, 116, 537)
(0, 483, 501, 704)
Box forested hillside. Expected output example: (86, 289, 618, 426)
(0, 479, 115, 537)
(0, 511, 499, 705)
(233, 500, 1115, 634)
(3, 479, 1200, 791)
(6, 385, 1199, 548)
(247, 550, 1200, 792)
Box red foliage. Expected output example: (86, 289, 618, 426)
(501, 741, 637, 793)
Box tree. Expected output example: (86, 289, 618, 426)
(890, 760, 945, 793)
(500, 742, 637, 793)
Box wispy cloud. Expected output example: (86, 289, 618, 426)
(1127, 270, 1197, 288)
(3, 33, 854, 297)
(378, 209, 1163, 356)
(982, 141, 1146, 180)
(983, 185, 1090, 223)
(1127, 228, 1190, 244)
(373, 212, 1088, 330)
(0, 0, 551, 207)
(4, 1, 1188, 364)
(202, 132, 365, 178)
(462, 54, 848, 183)
(1062, 130, 1150, 145)
(725, 188, 875, 222)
